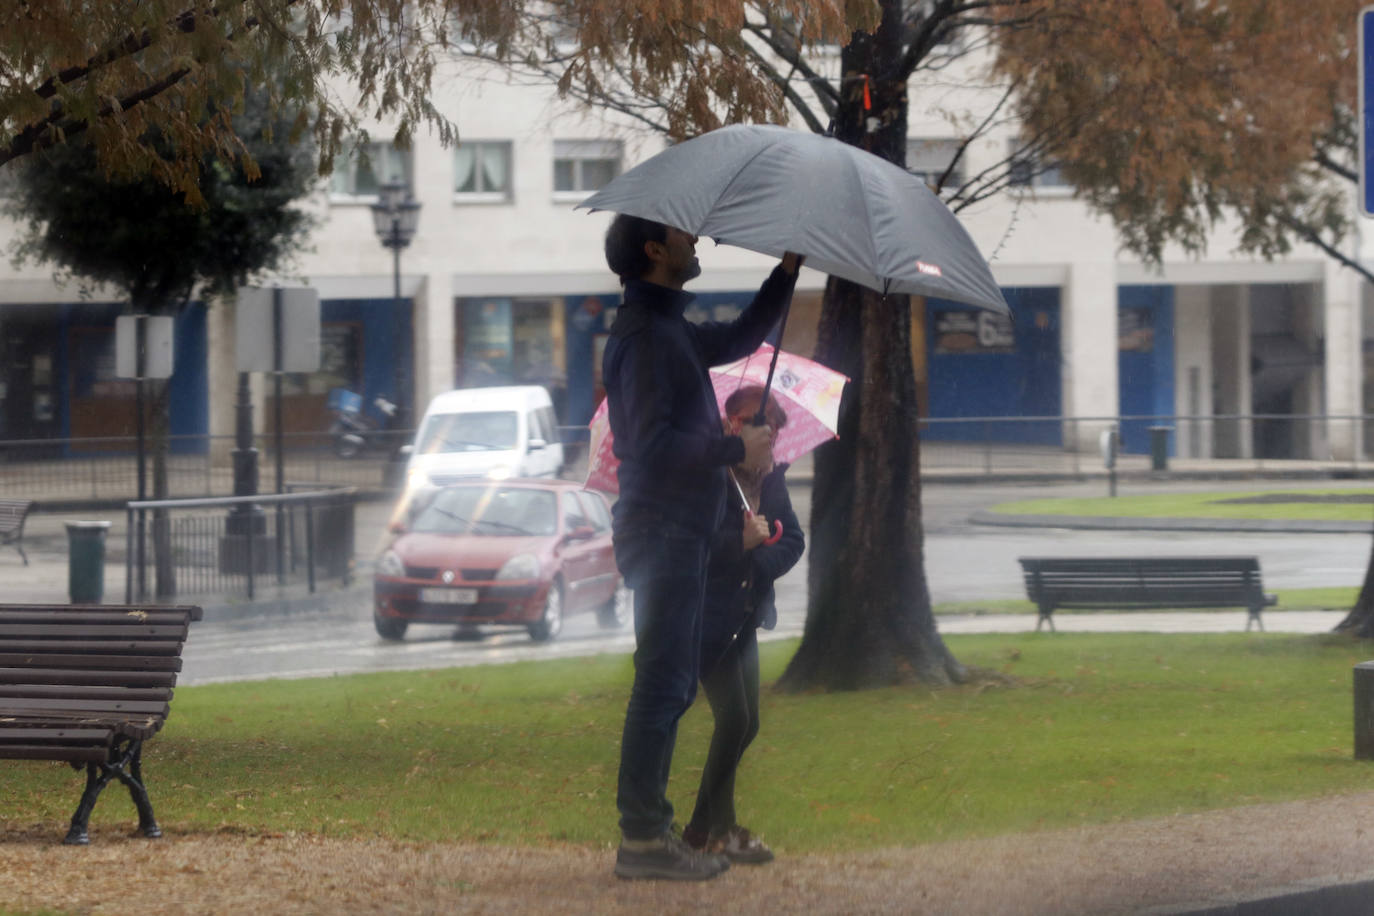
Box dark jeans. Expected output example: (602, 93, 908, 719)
(614, 527, 709, 840)
(686, 627, 760, 838)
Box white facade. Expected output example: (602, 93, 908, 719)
(0, 49, 1368, 461)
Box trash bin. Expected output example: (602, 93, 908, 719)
(1147, 425, 1174, 472)
(66, 520, 111, 604)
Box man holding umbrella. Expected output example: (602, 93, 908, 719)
(602, 213, 802, 880)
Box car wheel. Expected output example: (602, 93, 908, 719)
(597, 580, 632, 630)
(374, 613, 408, 641)
(528, 580, 564, 643)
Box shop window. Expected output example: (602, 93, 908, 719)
(330, 140, 413, 199)
(553, 140, 621, 196)
(454, 141, 513, 201)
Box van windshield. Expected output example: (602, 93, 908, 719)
(417, 411, 519, 453)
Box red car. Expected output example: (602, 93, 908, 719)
(373, 479, 629, 642)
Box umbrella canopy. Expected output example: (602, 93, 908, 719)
(579, 123, 1009, 315)
(584, 344, 848, 494)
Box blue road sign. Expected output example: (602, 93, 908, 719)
(1362, 7, 1374, 216)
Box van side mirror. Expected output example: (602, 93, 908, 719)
(564, 525, 595, 543)
(527, 438, 546, 453)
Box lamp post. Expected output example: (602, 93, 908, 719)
(370, 180, 421, 428)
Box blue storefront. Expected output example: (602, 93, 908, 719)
(1116, 285, 1175, 456)
(924, 287, 1062, 444)
(0, 302, 209, 451)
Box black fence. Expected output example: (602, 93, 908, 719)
(124, 487, 357, 602)
(0, 426, 594, 504)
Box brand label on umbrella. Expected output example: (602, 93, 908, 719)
(916, 260, 943, 277)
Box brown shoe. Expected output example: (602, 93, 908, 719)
(707, 825, 774, 865)
(682, 823, 709, 851)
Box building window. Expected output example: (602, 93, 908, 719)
(1007, 140, 1070, 190)
(454, 141, 512, 201)
(553, 140, 622, 196)
(906, 138, 964, 191)
(330, 140, 413, 199)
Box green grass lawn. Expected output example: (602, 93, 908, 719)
(6, 633, 1374, 851)
(990, 488, 1374, 522)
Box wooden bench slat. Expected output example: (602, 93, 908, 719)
(0, 611, 198, 627)
(0, 744, 111, 763)
(0, 722, 114, 737)
(0, 624, 191, 638)
(0, 652, 183, 670)
(0, 603, 202, 618)
(0, 640, 186, 656)
(0, 697, 170, 716)
(0, 713, 165, 741)
(0, 685, 173, 702)
(0, 667, 178, 687)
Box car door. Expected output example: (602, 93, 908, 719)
(558, 490, 597, 611)
(574, 490, 617, 606)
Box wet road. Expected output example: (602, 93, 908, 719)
(178, 477, 1374, 685)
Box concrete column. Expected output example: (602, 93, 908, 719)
(1061, 261, 1118, 453)
(205, 295, 238, 464)
(1323, 259, 1363, 461)
(1211, 285, 1252, 458)
(412, 271, 455, 420)
(1172, 285, 1213, 459)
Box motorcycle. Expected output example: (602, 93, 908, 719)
(328, 389, 399, 459)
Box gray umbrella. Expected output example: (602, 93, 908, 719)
(578, 123, 1009, 315)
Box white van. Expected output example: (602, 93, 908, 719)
(406, 386, 564, 487)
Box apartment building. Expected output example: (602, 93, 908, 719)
(0, 49, 1366, 462)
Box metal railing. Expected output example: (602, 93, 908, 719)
(8, 414, 1373, 502)
(917, 414, 1374, 476)
(124, 487, 357, 602)
(0, 425, 598, 503)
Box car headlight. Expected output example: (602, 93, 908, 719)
(486, 466, 514, 480)
(377, 549, 406, 578)
(496, 553, 540, 580)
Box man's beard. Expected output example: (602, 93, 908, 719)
(678, 257, 701, 284)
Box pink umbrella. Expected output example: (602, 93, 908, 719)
(584, 344, 847, 494)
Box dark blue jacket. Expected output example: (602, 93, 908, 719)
(700, 464, 804, 672)
(602, 266, 797, 539)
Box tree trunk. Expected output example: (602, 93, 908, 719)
(777, 0, 966, 690)
(1336, 534, 1374, 637)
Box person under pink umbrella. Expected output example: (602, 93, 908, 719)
(682, 384, 804, 865)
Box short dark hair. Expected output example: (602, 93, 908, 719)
(723, 385, 788, 430)
(604, 214, 667, 283)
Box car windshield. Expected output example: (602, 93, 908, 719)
(410, 486, 557, 537)
(416, 411, 518, 453)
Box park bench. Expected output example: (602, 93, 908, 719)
(0, 497, 33, 565)
(0, 603, 202, 844)
(1018, 556, 1277, 633)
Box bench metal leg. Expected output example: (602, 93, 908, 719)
(64, 738, 159, 845)
(1035, 604, 1056, 633)
(1247, 608, 1265, 633)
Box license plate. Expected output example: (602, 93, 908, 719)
(420, 587, 478, 605)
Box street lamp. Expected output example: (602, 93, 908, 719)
(371, 180, 421, 427)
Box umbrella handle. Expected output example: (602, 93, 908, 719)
(744, 508, 784, 546)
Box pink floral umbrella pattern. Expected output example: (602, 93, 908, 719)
(584, 344, 848, 494)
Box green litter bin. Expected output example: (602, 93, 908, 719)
(66, 520, 111, 604)
(1147, 425, 1174, 472)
